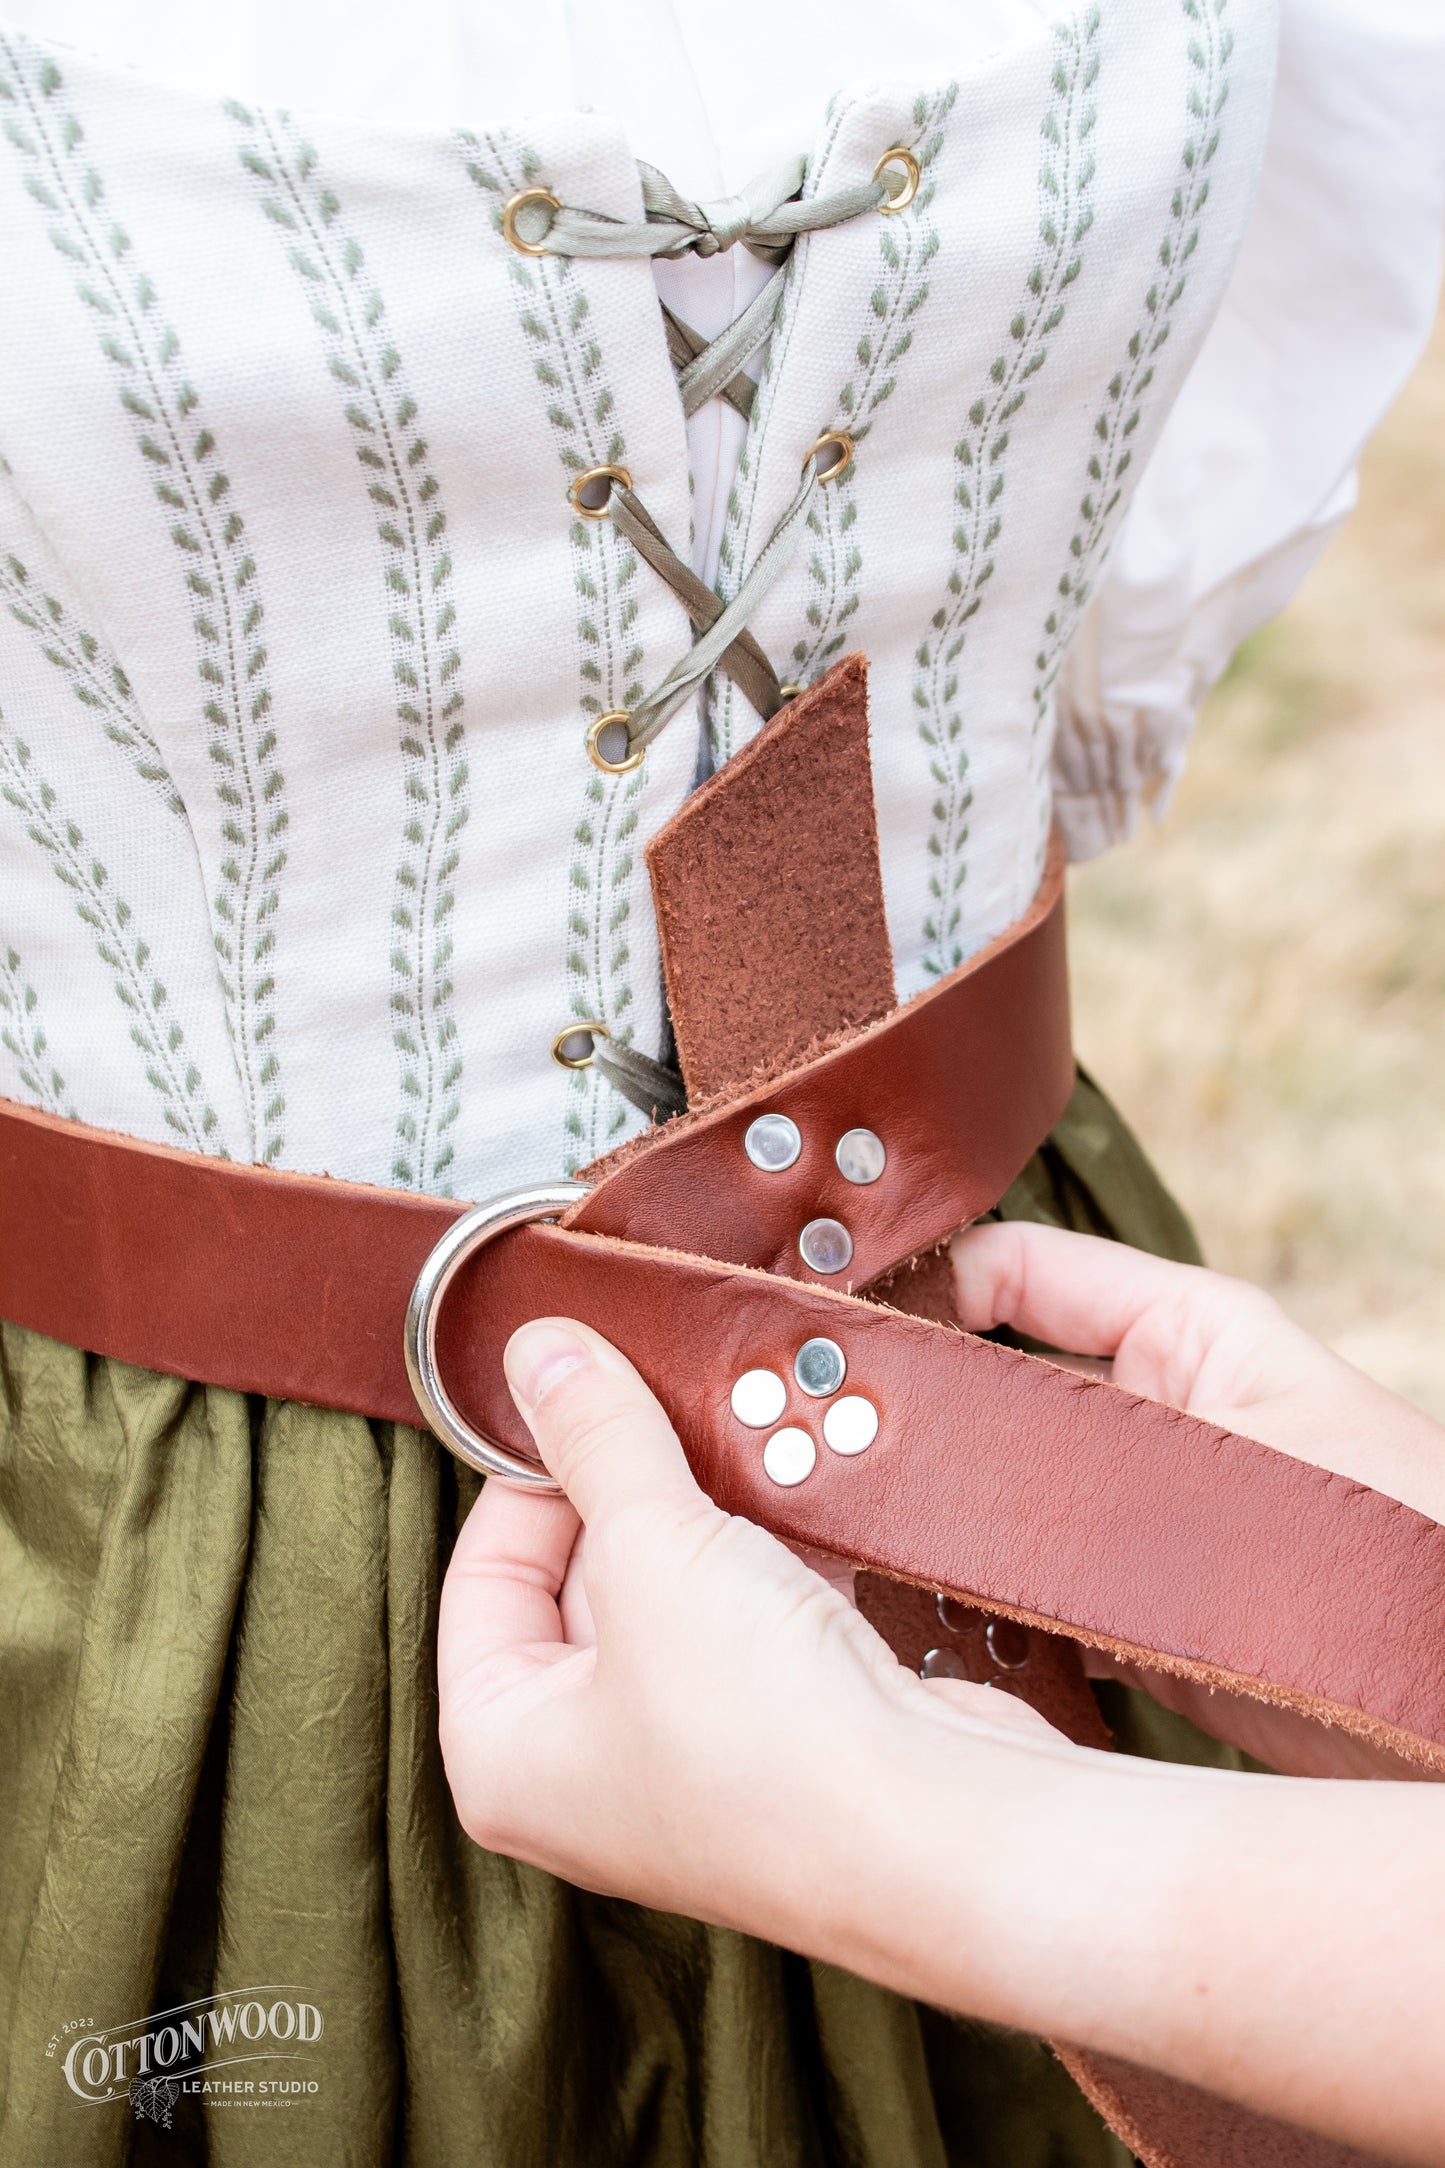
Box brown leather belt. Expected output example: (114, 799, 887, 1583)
(0, 659, 1425, 2168)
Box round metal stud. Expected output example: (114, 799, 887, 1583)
(986, 1619, 1031, 1672)
(794, 1337, 846, 1398)
(502, 185, 561, 255)
(798, 1217, 853, 1275)
(874, 146, 922, 215)
(835, 1127, 887, 1185)
(730, 1369, 788, 1429)
(551, 1021, 609, 1070)
(802, 430, 855, 486)
(936, 1592, 978, 1635)
(744, 1113, 802, 1172)
(822, 1395, 878, 1456)
(919, 1646, 968, 1681)
(567, 463, 633, 519)
(585, 711, 644, 774)
(762, 1426, 816, 1487)
(404, 1179, 590, 1488)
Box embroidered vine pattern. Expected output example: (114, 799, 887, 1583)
(1026, 0, 1232, 874)
(788, 85, 955, 691)
(0, 934, 71, 1115)
(462, 131, 646, 1172)
(914, 11, 1100, 979)
(0, 733, 221, 1146)
(0, 547, 183, 816)
(229, 105, 469, 1193)
(0, 36, 288, 1162)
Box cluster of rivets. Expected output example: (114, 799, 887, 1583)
(740, 1113, 889, 1275)
(920, 1597, 1032, 1683)
(798, 1217, 852, 1275)
(730, 1343, 878, 1487)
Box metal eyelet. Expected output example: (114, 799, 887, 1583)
(778, 681, 803, 701)
(802, 430, 855, 486)
(404, 1179, 591, 1487)
(567, 464, 633, 520)
(502, 186, 560, 255)
(874, 146, 921, 214)
(585, 711, 645, 774)
(551, 1021, 610, 1070)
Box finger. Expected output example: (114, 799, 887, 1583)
(950, 1220, 1216, 1359)
(438, 1478, 581, 1693)
(504, 1316, 707, 1528)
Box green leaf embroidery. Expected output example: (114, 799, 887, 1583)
(914, 11, 1101, 978)
(231, 105, 468, 1195)
(787, 84, 956, 698)
(0, 932, 73, 1115)
(1025, 0, 1233, 876)
(0, 36, 288, 1162)
(0, 732, 221, 1145)
(0, 546, 184, 815)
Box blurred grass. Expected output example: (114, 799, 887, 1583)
(1069, 302, 1445, 1416)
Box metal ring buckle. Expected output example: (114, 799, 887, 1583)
(874, 146, 921, 214)
(567, 463, 633, 519)
(502, 186, 561, 256)
(405, 1179, 590, 1487)
(585, 710, 645, 774)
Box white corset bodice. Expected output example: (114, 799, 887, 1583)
(0, 0, 1438, 1194)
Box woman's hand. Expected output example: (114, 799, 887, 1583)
(437, 1316, 1055, 1931)
(436, 1263, 1445, 2165)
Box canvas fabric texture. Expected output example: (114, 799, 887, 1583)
(0, 1072, 1246, 2168)
(0, 2, 1275, 1198)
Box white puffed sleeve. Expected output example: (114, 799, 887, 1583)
(1052, 0, 1445, 862)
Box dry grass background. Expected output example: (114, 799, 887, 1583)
(1069, 303, 1445, 1418)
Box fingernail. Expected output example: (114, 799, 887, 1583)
(504, 1321, 591, 1415)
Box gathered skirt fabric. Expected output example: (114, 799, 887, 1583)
(0, 1072, 1241, 2167)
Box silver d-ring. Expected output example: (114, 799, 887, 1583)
(405, 1180, 590, 1488)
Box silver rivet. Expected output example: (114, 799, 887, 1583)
(986, 1619, 1030, 1671)
(822, 1395, 877, 1455)
(920, 1646, 969, 1681)
(730, 1369, 787, 1429)
(762, 1426, 816, 1487)
(744, 1113, 802, 1172)
(936, 1593, 977, 1634)
(835, 1128, 886, 1184)
(798, 1217, 853, 1275)
(794, 1337, 846, 1397)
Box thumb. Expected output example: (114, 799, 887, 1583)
(505, 1316, 704, 1527)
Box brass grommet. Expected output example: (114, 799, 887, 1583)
(502, 186, 560, 256)
(567, 463, 633, 519)
(551, 1020, 610, 1070)
(802, 430, 855, 486)
(778, 681, 803, 701)
(874, 146, 921, 214)
(585, 710, 645, 774)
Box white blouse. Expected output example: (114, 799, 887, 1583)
(0, 0, 1439, 1198)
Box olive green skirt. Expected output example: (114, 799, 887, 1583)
(0, 1073, 1243, 2167)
